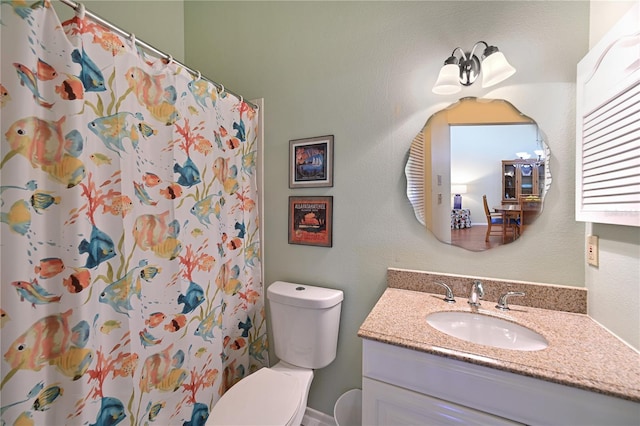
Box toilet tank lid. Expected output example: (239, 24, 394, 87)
(268, 281, 344, 309)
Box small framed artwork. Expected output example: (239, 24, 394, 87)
(289, 135, 334, 188)
(288, 196, 333, 247)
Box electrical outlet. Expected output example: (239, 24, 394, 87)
(587, 235, 599, 267)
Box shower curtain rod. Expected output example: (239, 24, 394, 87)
(57, 0, 258, 110)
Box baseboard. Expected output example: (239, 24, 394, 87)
(302, 407, 336, 426)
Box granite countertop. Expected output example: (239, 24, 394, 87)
(358, 287, 640, 402)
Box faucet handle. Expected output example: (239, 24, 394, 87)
(496, 291, 525, 311)
(433, 281, 456, 303)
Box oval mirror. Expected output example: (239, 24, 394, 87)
(406, 97, 551, 251)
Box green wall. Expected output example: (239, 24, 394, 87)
(183, 1, 596, 415)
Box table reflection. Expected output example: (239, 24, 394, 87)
(493, 199, 542, 240)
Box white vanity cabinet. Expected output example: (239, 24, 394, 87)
(362, 377, 521, 425)
(362, 339, 639, 425)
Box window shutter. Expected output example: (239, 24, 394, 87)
(576, 3, 640, 227)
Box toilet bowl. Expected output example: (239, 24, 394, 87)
(207, 361, 313, 426)
(207, 281, 343, 426)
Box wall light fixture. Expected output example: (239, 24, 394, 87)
(432, 41, 516, 95)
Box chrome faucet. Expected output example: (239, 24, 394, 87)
(496, 291, 525, 311)
(468, 280, 484, 307)
(433, 281, 456, 303)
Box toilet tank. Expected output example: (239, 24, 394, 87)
(267, 281, 343, 369)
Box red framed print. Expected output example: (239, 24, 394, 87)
(288, 196, 333, 247)
(289, 135, 334, 188)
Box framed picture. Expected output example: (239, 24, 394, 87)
(288, 196, 333, 247)
(289, 135, 334, 188)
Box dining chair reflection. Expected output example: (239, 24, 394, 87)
(483, 195, 518, 243)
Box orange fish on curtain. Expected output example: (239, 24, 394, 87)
(132, 211, 182, 260)
(36, 59, 58, 81)
(3, 116, 86, 187)
(55, 74, 84, 100)
(3, 309, 91, 377)
(138, 344, 186, 393)
(34, 257, 65, 278)
(125, 66, 180, 125)
(0, 83, 11, 107)
(63, 267, 92, 293)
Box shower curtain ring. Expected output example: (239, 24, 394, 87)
(219, 84, 225, 94)
(239, 95, 244, 104)
(166, 55, 173, 65)
(196, 70, 201, 81)
(76, 2, 86, 19)
(130, 33, 136, 46)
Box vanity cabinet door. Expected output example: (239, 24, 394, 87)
(363, 377, 522, 426)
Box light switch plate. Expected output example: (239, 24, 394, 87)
(587, 235, 599, 267)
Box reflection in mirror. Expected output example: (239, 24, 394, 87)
(406, 97, 552, 251)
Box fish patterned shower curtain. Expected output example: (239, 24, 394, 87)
(0, 2, 268, 425)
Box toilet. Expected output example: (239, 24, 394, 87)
(207, 281, 344, 426)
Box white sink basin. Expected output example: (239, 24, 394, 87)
(426, 311, 548, 351)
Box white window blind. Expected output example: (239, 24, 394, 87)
(576, 3, 640, 227)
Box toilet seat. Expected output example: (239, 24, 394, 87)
(207, 367, 303, 426)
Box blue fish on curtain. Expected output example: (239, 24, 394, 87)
(0, 2, 267, 425)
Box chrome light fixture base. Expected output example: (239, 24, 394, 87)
(458, 54, 481, 86)
(432, 41, 516, 95)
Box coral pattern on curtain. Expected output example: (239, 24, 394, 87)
(0, 2, 268, 425)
